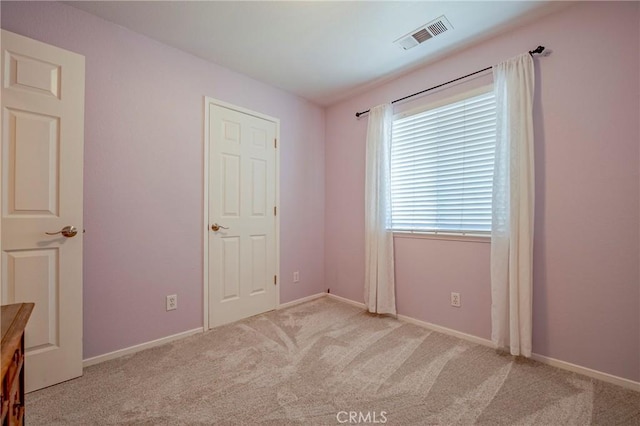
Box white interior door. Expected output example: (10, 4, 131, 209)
(207, 101, 278, 328)
(1, 30, 85, 392)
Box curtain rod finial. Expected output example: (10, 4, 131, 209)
(529, 45, 545, 55)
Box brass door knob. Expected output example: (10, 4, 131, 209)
(211, 223, 229, 232)
(45, 225, 78, 238)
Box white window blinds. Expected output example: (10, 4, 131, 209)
(390, 89, 496, 234)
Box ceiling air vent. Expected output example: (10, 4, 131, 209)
(412, 28, 432, 44)
(394, 16, 453, 51)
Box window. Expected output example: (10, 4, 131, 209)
(390, 88, 496, 235)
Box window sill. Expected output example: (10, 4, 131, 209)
(392, 231, 490, 244)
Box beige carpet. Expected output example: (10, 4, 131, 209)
(27, 297, 639, 425)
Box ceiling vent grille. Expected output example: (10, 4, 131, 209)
(394, 16, 453, 51)
(412, 28, 432, 44)
(427, 20, 449, 36)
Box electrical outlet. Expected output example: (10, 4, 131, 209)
(166, 294, 177, 311)
(293, 271, 300, 283)
(451, 292, 461, 308)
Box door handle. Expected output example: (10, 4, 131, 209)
(45, 225, 78, 238)
(211, 223, 229, 232)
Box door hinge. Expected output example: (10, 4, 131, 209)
(274, 206, 277, 216)
(274, 138, 277, 148)
(274, 275, 277, 285)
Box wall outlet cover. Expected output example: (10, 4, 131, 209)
(451, 292, 461, 308)
(166, 294, 177, 311)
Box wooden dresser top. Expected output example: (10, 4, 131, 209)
(1, 303, 34, 380)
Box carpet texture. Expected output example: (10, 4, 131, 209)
(27, 297, 639, 425)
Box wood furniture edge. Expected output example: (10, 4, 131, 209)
(1, 303, 34, 381)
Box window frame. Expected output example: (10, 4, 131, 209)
(389, 84, 495, 242)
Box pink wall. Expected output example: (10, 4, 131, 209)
(1, 1, 326, 359)
(325, 2, 640, 382)
(2, 1, 638, 384)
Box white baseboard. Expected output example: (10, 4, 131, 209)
(326, 292, 366, 309)
(83, 327, 203, 368)
(397, 313, 495, 348)
(529, 353, 640, 392)
(326, 294, 640, 392)
(278, 292, 326, 309)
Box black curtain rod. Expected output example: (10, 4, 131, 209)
(355, 45, 546, 118)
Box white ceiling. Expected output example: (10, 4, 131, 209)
(67, 1, 560, 106)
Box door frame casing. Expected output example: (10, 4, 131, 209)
(202, 97, 280, 331)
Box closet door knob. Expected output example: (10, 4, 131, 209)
(45, 225, 78, 238)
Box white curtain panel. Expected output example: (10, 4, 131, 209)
(364, 104, 396, 315)
(491, 53, 535, 357)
